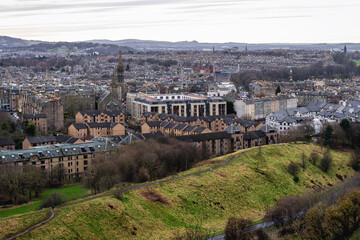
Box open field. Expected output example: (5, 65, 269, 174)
(7, 143, 355, 239)
(354, 60, 360, 66)
(0, 185, 88, 218)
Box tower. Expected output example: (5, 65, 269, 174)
(116, 51, 126, 98)
(344, 45, 347, 54)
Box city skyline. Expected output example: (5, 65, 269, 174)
(1, 0, 360, 43)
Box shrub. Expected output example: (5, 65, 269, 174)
(320, 152, 333, 173)
(350, 149, 360, 171)
(287, 162, 300, 176)
(39, 192, 66, 209)
(293, 176, 300, 183)
(309, 152, 319, 165)
(113, 190, 124, 201)
(225, 217, 252, 240)
(255, 229, 270, 240)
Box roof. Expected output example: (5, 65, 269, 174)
(73, 123, 88, 130)
(145, 121, 162, 127)
(259, 124, 275, 133)
(223, 124, 242, 134)
(0, 141, 118, 163)
(80, 110, 123, 117)
(176, 132, 232, 142)
(23, 114, 47, 119)
(193, 127, 208, 133)
(87, 122, 118, 128)
(119, 134, 141, 145)
(55, 135, 79, 144)
(26, 135, 56, 144)
(0, 138, 15, 146)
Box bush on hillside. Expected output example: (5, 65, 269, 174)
(225, 217, 252, 240)
(288, 162, 300, 176)
(320, 152, 333, 173)
(309, 152, 320, 165)
(39, 192, 66, 209)
(350, 149, 360, 171)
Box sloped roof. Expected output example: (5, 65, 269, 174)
(223, 124, 242, 134)
(0, 138, 15, 146)
(26, 135, 56, 144)
(176, 132, 232, 142)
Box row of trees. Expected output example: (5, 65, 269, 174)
(0, 164, 67, 206)
(83, 138, 204, 194)
(265, 174, 360, 239)
(0, 165, 46, 205)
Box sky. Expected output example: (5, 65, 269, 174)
(1, 0, 359, 43)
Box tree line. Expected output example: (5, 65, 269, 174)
(83, 138, 204, 194)
(232, 52, 360, 88)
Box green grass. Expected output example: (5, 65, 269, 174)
(11, 144, 356, 239)
(0, 185, 88, 218)
(354, 60, 360, 66)
(0, 212, 48, 239)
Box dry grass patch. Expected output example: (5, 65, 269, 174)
(139, 189, 170, 205)
(194, 159, 222, 167)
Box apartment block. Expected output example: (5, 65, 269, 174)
(129, 93, 226, 121)
(23, 114, 48, 133)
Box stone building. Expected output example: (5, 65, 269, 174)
(23, 114, 48, 133)
(0, 140, 118, 179)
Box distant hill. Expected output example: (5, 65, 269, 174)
(89, 39, 360, 51)
(0, 36, 133, 55)
(0, 36, 41, 48)
(2, 35, 360, 52)
(5, 143, 354, 239)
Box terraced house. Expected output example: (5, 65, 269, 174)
(0, 140, 118, 178)
(75, 110, 125, 125)
(68, 122, 125, 139)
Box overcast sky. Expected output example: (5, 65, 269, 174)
(1, 0, 359, 43)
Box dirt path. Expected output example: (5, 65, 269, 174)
(2, 145, 275, 239)
(4, 209, 55, 240)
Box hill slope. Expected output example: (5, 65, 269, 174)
(17, 143, 354, 239)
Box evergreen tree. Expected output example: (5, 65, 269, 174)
(323, 125, 333, 146)
(275, 85, 281, 95)
(340, 118, 351, 132)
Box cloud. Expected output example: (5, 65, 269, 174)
(253, 15, 311, 19)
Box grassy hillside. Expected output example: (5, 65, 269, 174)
(15, 143, 354, 239)
(0, 185, 88, 218)
(0, 212, 48, 239)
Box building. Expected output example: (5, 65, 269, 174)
(23, 114, 48, 133)
(130, 93, 226, 121)
(234, 97, 298, 119)
(141, 121, 212, 136)
(75, 110, 125, 125)
(0, 140, 118, 178)
(68, 122, 126, 139)
(0, 138, 15, 151)
(22, 135, 57, 150)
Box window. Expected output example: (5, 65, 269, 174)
(84, 160, 88, 165)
